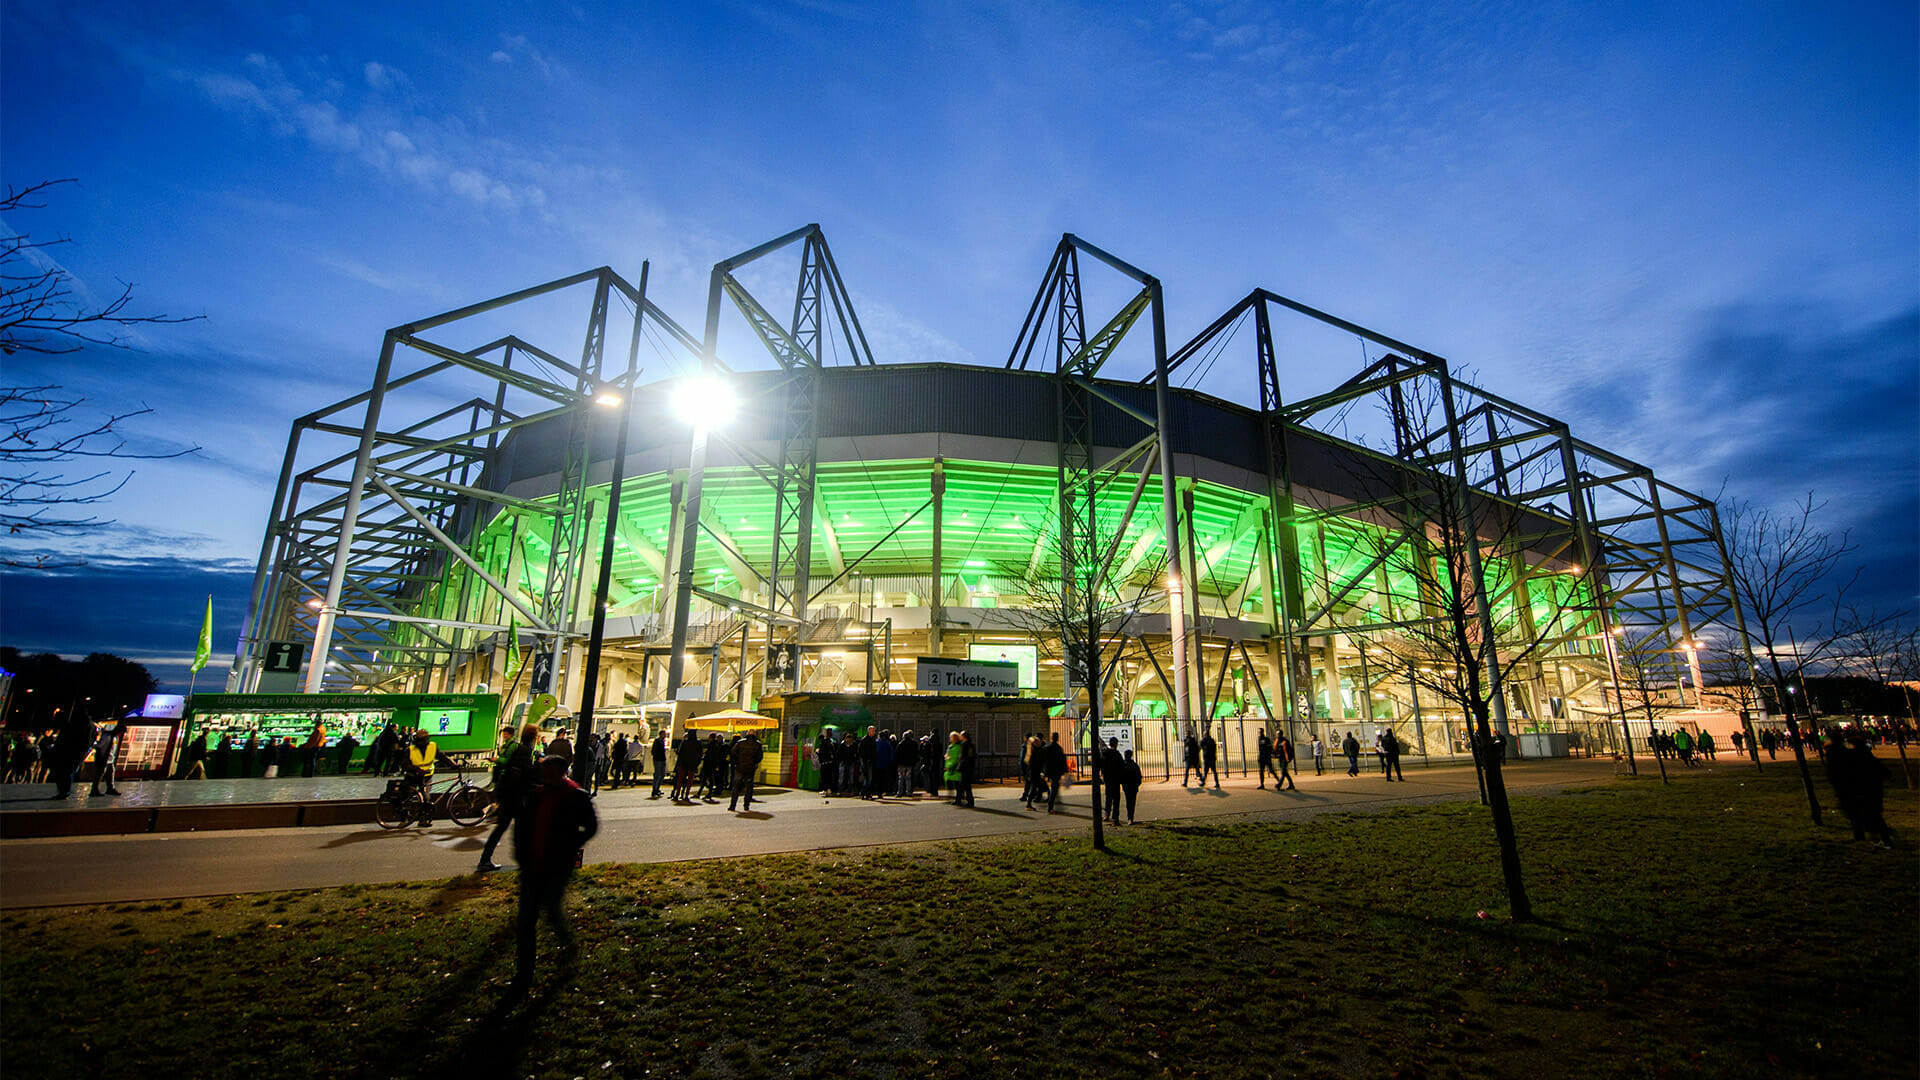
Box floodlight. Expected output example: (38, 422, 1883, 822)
(672, 373, 737, 426)
(594, 390, 623, 407)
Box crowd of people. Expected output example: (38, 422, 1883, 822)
(810, 725, 965, 802)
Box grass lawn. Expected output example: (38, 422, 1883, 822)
(3, 764, 1913, 1079)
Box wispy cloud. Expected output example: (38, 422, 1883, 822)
(157, 47, 547, 214)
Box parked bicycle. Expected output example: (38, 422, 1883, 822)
(374, 756, 493, 829)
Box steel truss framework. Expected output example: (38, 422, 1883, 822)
(1151, 289, 1758, 731)
(233, 267, 701, 695)
(238, 231, 1754, 744)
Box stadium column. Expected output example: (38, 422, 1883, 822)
(930, 457, 945, 658)
(1148, 280, 1191, 724)
(307, 332, 397, 693)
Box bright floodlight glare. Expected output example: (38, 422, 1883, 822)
(594, 390, 623, 407)
(673, 373, 737, 426)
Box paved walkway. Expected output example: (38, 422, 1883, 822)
(0, 756, 1660, 908)
(0, 751, 1620, 813)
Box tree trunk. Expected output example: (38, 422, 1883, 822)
(1474, 709, 1532, 921)
(1766, 657, 1823, 825)
(1087, 686, 1106, 851)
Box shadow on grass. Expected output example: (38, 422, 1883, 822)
(356, 922, 554, 1080)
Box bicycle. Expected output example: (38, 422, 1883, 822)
(374, 774, 434, 829)
(373, 759, 492, 829)
(438, 765, 493, 827)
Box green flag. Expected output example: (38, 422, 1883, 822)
(190, 595, 212, 673)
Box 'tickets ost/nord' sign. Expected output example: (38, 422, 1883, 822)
(914, 657, 1020, 694)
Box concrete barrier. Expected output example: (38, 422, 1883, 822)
(0, 808, 156, 839)
(0, 800, 382, 838)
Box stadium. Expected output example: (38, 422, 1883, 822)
(226, 227, 1752, 777)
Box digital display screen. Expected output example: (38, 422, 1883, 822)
(968, 643, 1038, 690)
(420, 708, 471, 736)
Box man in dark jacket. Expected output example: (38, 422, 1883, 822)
(1199, 728, 1221, 789)
(1101, 736, 1124, 825)
(1342, 731, 1361, 776)
(1042, 732, 1069, 813)
(509, 755, 598, 993)
(673, 730, 702, 801)
(608, 733, 629, 789)
(857, 726, 879, 799)
(894, 729, 919, 796)
(1120, 749, 1144, 824)
(368, 723, 399, 775)
(1827, 730, 1895, 847)
(1181, 731, 1202, 788)
(1381, 729, 1405, 781)
(1257, 731, 1281, 789)
(650, 731, 669, 799)
(53, 711, 95, 797)
(728, 732, 764, 812)
(699, 734, 727, 800)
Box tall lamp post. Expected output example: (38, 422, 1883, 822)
(569, 263, 649, 786)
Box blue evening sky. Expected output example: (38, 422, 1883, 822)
(3, 1, 1914, 691)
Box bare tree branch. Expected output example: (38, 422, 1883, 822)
(1, 181, 204, 562)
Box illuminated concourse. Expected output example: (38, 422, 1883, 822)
(230, 229, 1754, 780)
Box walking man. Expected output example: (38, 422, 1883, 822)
(1342, 731, 1361, 776)
(1042, 732, 1069, 813)
(508, 756, 598, 995)
(478, 724, 537, 873)
(1181, 730, 1202, 788)
(1200, 727, 1221, 789)
(1276, 733, 1298, 790)
(1256, 730, 1281, 789)
(88, 721, 124, 797)
(1381, 729, 1405, 781)
(1310, 734, 1325, 775)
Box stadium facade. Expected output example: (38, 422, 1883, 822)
(231, 227, 1756, 773)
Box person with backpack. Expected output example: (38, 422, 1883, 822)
(508, 755, 598, 995)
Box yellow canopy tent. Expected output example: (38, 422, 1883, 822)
(685, 708, 778, 734)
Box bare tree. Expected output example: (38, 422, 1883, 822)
(1720, 493, 1857, 824)
(1291, 380, 1597, 921)
(2, 179, 201, 562)
(1831, 607, 1917, 786)
(993, 519, 1169, 852)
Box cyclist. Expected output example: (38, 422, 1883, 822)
(398, 729, 438, 820)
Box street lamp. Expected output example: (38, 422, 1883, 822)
(568, 259, 658, 786)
